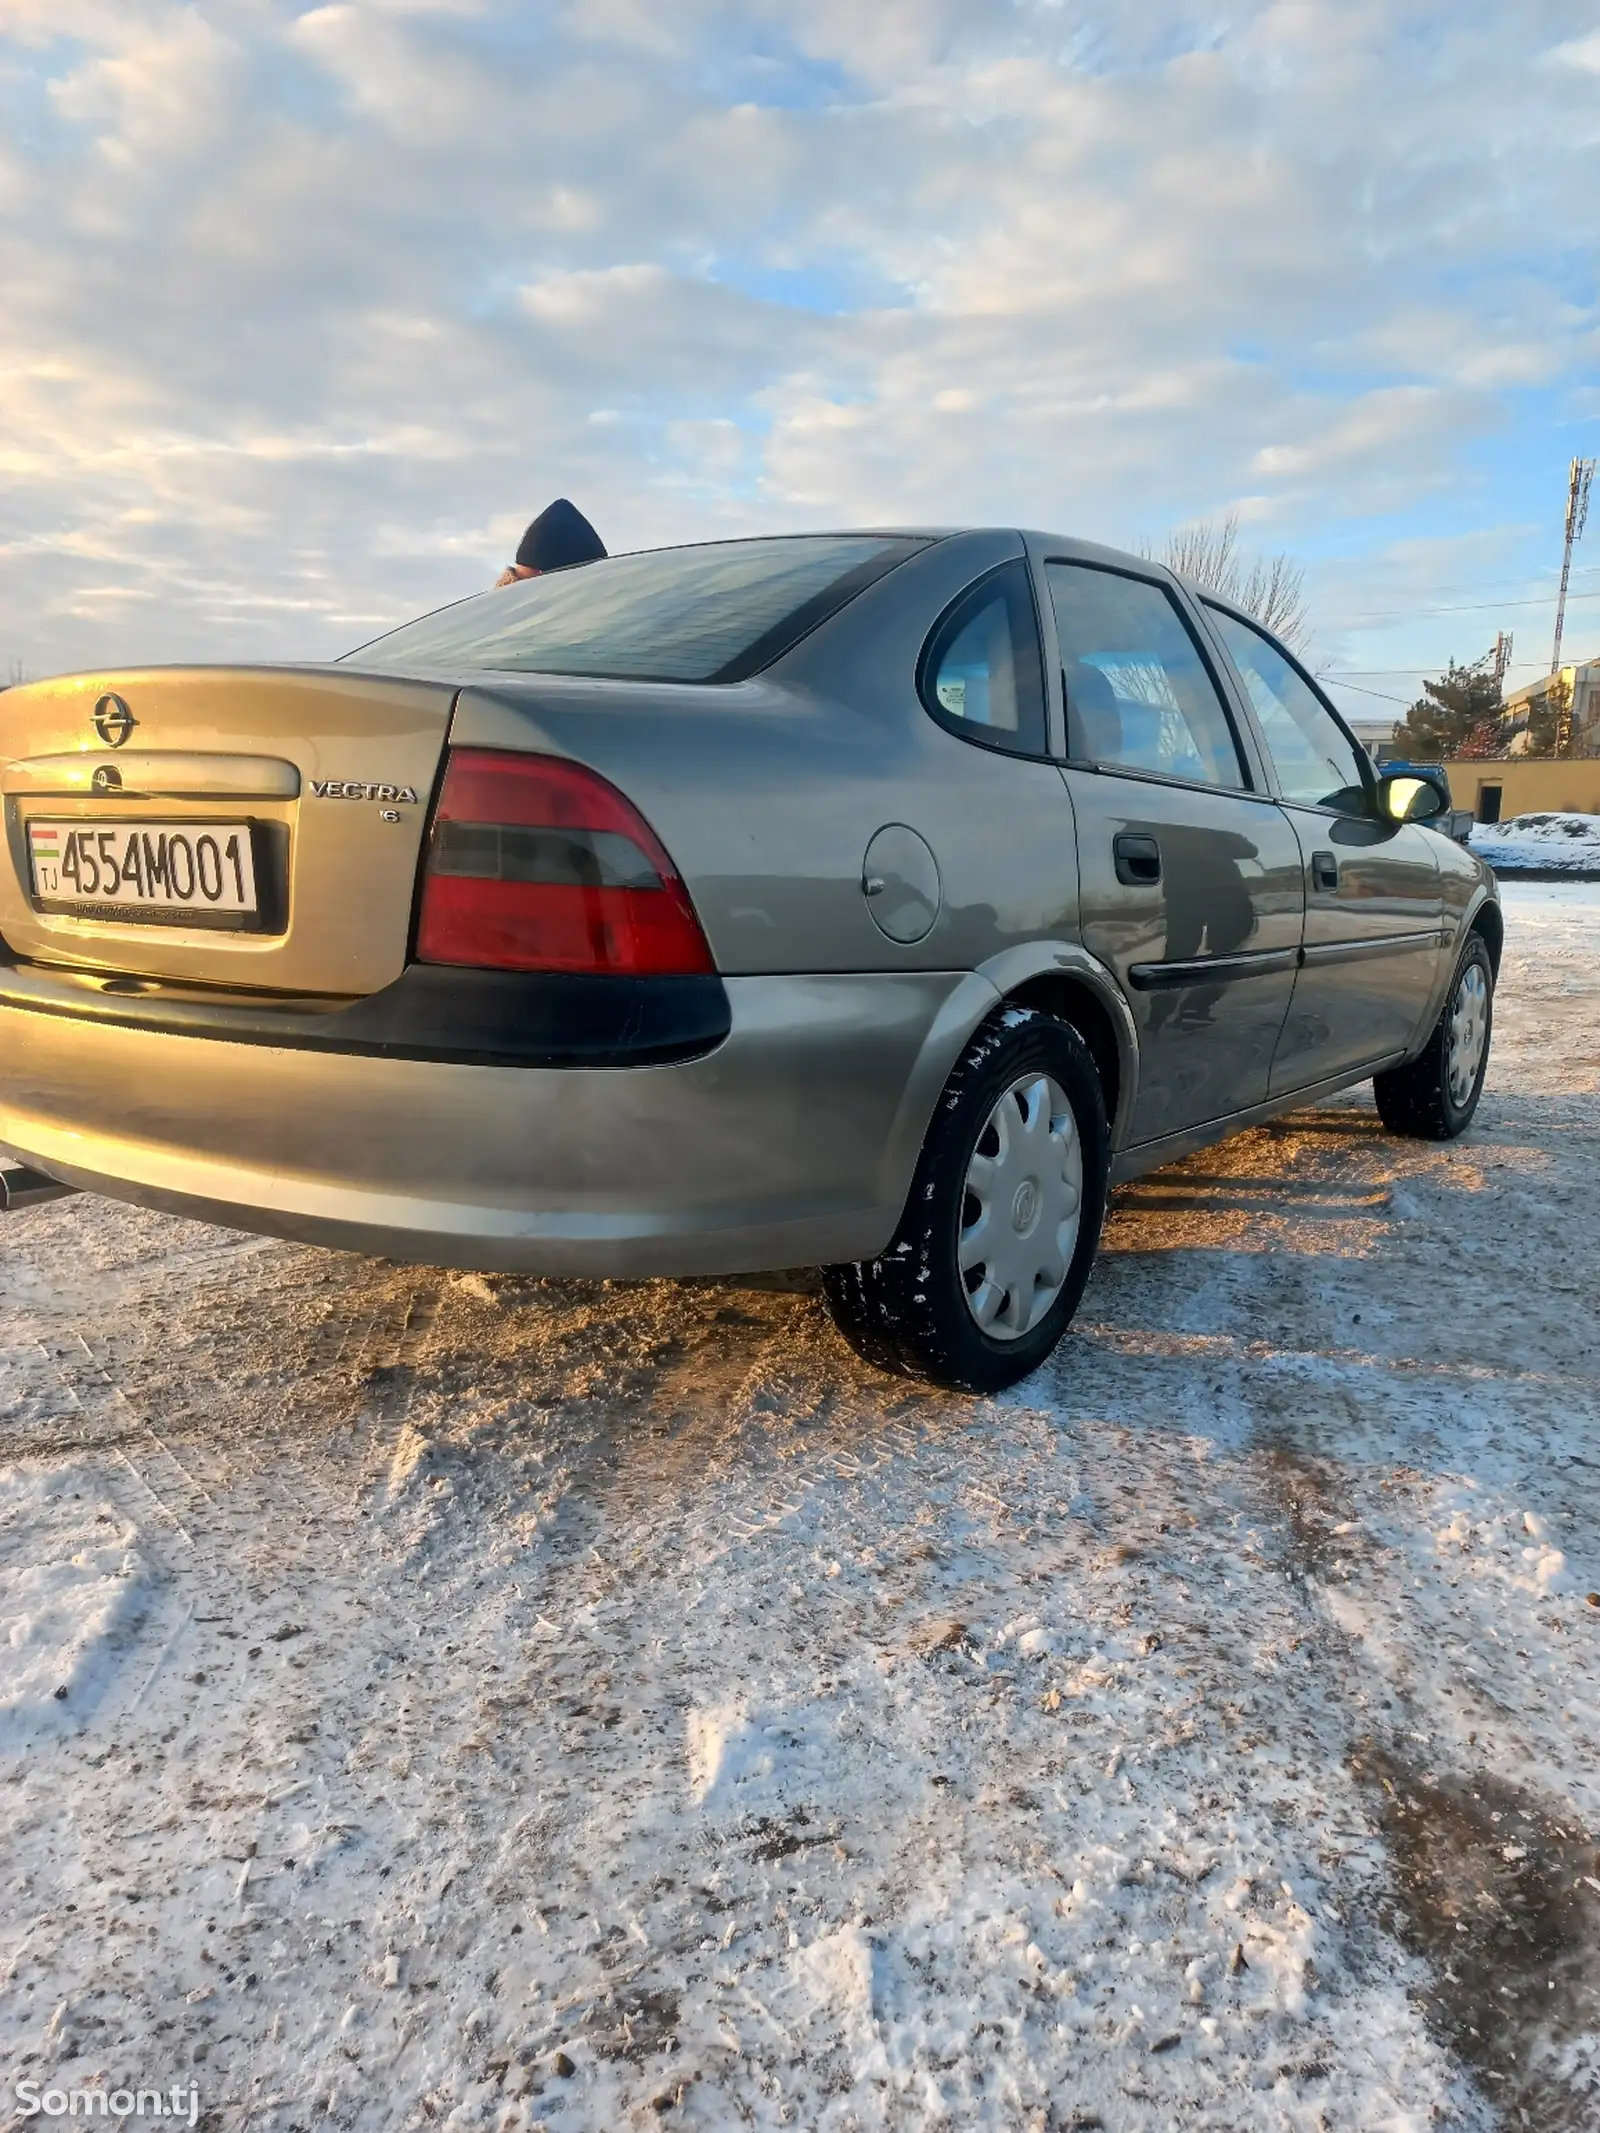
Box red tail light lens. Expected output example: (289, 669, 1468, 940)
(416, 748, 714, 976)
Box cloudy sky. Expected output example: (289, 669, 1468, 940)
(1, 0, 1597, 725)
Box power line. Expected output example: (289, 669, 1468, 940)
(1316, 558, 1599, 603)
(1319, 559, 1600, 608)
(1327, 658, 1559, 675)
(1317, 677, 1415, 705)
(1333, 587, 1600, 627)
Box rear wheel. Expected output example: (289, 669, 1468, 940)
(822, 1009, 1109, 1393)
(1372, 933, 1494, 1140)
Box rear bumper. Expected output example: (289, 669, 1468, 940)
(0, 970, 993, 1276)
(0, 960, 733, 1068)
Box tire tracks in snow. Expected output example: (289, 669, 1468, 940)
(0, 881, 1596, 2129)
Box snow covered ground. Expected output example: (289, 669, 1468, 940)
(2, 879, 1599, 2133)
(1469, 812, 1600, 875)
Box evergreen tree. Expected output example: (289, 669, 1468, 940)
(1389, 658, 1505, 760)
(1526, 674, 1570, 757)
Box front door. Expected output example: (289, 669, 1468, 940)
(1045, 560, 1305, 1148)
(1202, 604, 1445, 1094)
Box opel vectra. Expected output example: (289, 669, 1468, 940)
(0, 531, 1500, 1390)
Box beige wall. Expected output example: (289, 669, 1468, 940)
(1442, 758, 1600, 822)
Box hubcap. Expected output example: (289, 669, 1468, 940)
(959, 1072, 1083, 1341)
(1446, 961, 1489, 1106)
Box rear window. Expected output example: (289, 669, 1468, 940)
(345, 535, 926, 684)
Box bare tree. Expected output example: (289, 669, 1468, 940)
(1157, 514, 1244, 590)
(1236, 550, 1309, 649)
(1142, 513, 1310, 650)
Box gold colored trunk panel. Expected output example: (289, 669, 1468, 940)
(0, 666, 456, 996)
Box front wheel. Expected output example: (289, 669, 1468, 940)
(1372, 932, 1494, 1140)
(822, 1009, 1109, 1393)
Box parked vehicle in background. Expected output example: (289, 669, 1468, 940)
(0, 530, 1501, 1390)
(1374, 759, 1476, 846)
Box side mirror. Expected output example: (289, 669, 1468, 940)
(1376, 773, 1447, 825)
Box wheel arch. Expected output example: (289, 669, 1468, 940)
(1401, 885, 1505, 1066)
(1469, 895, 1504, 977)
(973, 944, 1139, 1149)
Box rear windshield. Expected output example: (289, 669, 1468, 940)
(345, 535, 926, 684)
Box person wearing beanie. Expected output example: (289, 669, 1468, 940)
(494, 498, 607, 586)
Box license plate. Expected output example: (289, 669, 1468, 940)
(28, 819, 259, 921)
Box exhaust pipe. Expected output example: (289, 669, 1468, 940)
(0, 1165, 79, 1210)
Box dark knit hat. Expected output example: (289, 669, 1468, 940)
(514, 498, 607, 572)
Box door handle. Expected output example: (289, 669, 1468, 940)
(1113, 833, 1162, 886)
(1311, 850, 1339, 893)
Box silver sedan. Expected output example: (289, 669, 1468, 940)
(0, 530, 1500, 1389)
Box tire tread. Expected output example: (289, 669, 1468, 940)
(823, 1008, 1108, 1392)
(1373, 933, 1493, 1142)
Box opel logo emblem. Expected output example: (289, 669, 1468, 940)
(93, 693, 137, 748)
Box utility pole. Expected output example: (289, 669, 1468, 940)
(1551, 455, 1595, 675)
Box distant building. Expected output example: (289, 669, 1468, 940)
(1442, 755, 1600, 824)
(1344, 715, 1394, 761)
(1500, 655, 1600, 757)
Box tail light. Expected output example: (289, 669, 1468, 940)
(416, 748, 714, 976)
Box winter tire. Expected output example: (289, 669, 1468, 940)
(1372, 931, 1494, 1141)
(822, 1007, 1109, 1393)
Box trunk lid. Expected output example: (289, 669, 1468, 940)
(0, 666, 456, 995)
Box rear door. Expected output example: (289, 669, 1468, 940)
(0, 666, 457, 995)
(1042, 558, 1304, 1148)
(1201, 606, 1445, 1094)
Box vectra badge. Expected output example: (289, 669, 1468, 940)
(309, 780, 420, 804)
(93, 693, 137, 748)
